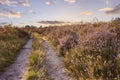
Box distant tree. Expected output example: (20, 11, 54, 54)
(25, 25, 31, 28)
(39, 26, 42, 28)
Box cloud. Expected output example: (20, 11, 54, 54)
(0, 0, 30, 7)
(0, 8, 22, 18)
(45, 1, 55, 5)
(0, 0, 17, 6)
(37, 21, 65, 24)
(18, 0, 30, 7)
(80, 11, 93, 15)
(8, 12, 22, 18)
(106, 4, 120, 14)
(28, 10, 36, 14)
(99, 7, 113, 11)
(64, 0, 76, 4)
(0, 11, 22, 19)
(0, 13, 7, 17)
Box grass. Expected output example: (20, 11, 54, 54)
(36, 18, 120, 80)
(26, 33, 52, 80)
(0, 25, 29, 74)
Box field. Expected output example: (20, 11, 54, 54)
(0, 0, 120, 79)
(37, 18, 120, 80)
(0, 25, 29, 74)
(0, 18, 120, 80)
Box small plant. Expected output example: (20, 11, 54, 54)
(26, 70, 38, 80)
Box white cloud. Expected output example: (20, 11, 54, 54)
(64, 0, 76, 4)
(0, 0, 30, 7)
(99, 7, 113, 11)
(80, 11, 93, 15)
(0, 0, 17, 6)
(18, 0, 30, 7)
(45, 1, 55, 5)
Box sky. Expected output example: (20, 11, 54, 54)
(0, 0, 120, 26)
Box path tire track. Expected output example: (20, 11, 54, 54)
(42, 40, 74, 80)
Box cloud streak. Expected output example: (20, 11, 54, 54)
(37, 21, 65, 24)
(80, 11, 93, 15)
(99, 7, 113, 11)
(0, 12, 22, 18)
(18, 0, 30, 7)
(64, 0, 76, 4)
(0, 8, 22, 19)
(105, 4, 120, 14)
(0, 0, 17, 6)
(0, 0, 30, 7)
(0, 8, 22, 18)
(45, 1, 55, 5)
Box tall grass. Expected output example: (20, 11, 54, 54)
(27, 33, 51, 80)
(0, 25, 29, 74)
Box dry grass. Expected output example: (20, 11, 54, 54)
(0, 25, 29, 74)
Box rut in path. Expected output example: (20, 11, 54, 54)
(0, 39, 33, 80)
(42, 40, 74, 80)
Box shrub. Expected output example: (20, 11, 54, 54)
(64, 28, 120, 80)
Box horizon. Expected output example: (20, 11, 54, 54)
(0, 0, 120, 27)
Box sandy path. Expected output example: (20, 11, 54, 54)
(0, 39, 33, 80)
(42, 40, 74, 80)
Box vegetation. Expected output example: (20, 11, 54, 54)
(0, 25, 29, 74)
(0, 18, 120, 80)
(27, 33, 51, 80)
(37, 18, 120, 80)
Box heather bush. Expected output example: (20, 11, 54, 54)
(35, 18, 120, 80)
(58, 32, 79, 56)
(64, 23, 120, 80)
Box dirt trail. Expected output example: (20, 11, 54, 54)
(0, 39, 33, 80)
(42, 40, 74, 80)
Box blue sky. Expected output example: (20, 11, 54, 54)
(0, 0, 120, 26)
